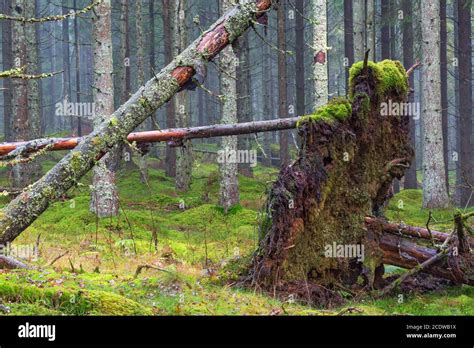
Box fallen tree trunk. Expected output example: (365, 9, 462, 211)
(368, 217, 473, 286)
(0, 255, 32, 270)
(365, 216, 474, 248)
(0, 117, 299, 156)
(379, 232, 473, 285)
(0, 0, 274, 245)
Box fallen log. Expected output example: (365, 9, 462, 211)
(0, 255, 32, 270)
(379, 232, 473, 286)
(0, 117, 299, 156)
(365, 216, 474, 246)
(0, 0, 274, 245)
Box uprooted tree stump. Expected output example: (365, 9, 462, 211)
(246, 59, 440, 306)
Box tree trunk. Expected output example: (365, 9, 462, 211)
(440, 0, 449, 193)
(174, 0, 193, 192)
(136, 0, 149, 183)
(89, 0, 119, 218)
(311, 0, 328, 109)
(366, 0, 375, 60)
(381, 0, 390, 60)
(235, 32, 253, 177)
(401, 0, 417, 189)
(117, 0, 135, 170)
(457, 0, 473, 207)
(277, 1, 289, 167)
(73, 0, 82, 136)
(61, 0, 72, 132)
(2, 0, 12, 142)
(10, 0, 41, 189)
(247, 60, 414, 304)
(420, 0, 449, 208)
(343, 0, 354, 91)
(262, 25, 272, 167)
(353, 0, 365, 61)
(218, 0, 240, 211)
(163, 0, 176, 178)
(0, 0, 274, 246)
(295, 0, 305, 116)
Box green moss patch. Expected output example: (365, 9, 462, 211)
(297, 97, 352, 127)
(0, 278, 152, 315)
(349, 60, 408, 99)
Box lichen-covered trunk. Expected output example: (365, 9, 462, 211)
(162, 0, 176, 178)
(11, 0, 41, 189)
(365, 0, 375, 60)
(2, 0, 12, 142)
(247, 60, 413, 305)
(420, 0, 449, 208)
(174, 0, 193, 192)
(135, 0, 149, 184)
(456, 0, 473, 207)
(311, 0, 328, 109)
(353, 0, 365, 61)
(218, 0, 240, 211)
(90, 0, 119, 218)
(118, 0, 135, 170)
(0, 0, 274, 245)
(261, 30, 272, 167)
(401, 0, 417, 190)
(295, 0, 305, 116)
(277, 1, 289, 167)
(235, 32, 253, 177)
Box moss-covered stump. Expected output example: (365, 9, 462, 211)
(246, 60, 413, 306)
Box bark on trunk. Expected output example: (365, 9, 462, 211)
(277, 1, 289, 167)
(401, 0, 417, 189)
(90, 0, 119, 218)
(440, 0, 449, 193)
(218, 0, 240, 211)
(295, 0, 305, 116)
(343, 0, 353, 91)
(61, 0, 72, 131)
(457, 0, 473, 207)
(353, 0, 365, 61)
(381, 0, 390, 60)
(0, 0, 274, 245)
(420, 0, 449, 208)
(311, 0, 328, 108)
(235, 32, 253, 177)
(163, 0, 176, 178)
(10, 0, 41, 189)
(365, 0, 375, 60)
(174, 0, 193, 192)
(2, 0, 12, 142)
(73, 0, 82, 136)
(136, 0, 149, 184)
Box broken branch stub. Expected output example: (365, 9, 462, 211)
(0, 0, 274, 245)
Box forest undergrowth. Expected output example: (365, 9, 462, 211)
(0, 150, 472, 316)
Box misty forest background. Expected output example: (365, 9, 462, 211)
(0, 0, 472, 316)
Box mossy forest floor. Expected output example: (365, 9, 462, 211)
(0, 147, 472, 316)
